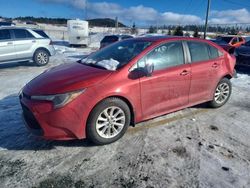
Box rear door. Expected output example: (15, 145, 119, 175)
(139, 41, 191, 120)
(0, 29, 16, 62)
(186, 41, 223, 104)
(11, 29, 36, 59)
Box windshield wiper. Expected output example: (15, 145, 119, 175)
(78, 61, 108, 70)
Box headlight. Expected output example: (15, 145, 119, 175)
(31, 90, 84, 109)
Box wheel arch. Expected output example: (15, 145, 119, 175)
(33, 47, 51, 57)
(221, 73, 233, 81)
(87, 95, 136, 128)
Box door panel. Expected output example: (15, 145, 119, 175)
(13, 39, 36, 59)
(140, 64, 191, 119)
(138, 41, 191, 120)
(187, 41, 222, 104)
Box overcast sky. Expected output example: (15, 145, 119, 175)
(1, 0, 250, 26)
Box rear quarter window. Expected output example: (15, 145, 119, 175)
(33, 30, 49, 38)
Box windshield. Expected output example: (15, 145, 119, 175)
(81, 40, 152, 71)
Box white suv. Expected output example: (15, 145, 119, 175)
(0, 27, 56, 66)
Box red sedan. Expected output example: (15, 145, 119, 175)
(19, 37, 236, 145)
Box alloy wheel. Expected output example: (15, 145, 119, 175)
(95, 106, 126, 139)
(214, 82, 230, 104)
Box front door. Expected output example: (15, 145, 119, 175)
(138, 41, 191, 120)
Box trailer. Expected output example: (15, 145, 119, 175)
(67, 19, 89, 47)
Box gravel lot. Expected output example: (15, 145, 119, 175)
(0, 50, 250, 188)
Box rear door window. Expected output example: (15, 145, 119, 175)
(0, 29, 11, 40)
(187, 42, 210, 62)
(13, 29, 34, 39)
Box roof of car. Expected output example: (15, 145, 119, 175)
(104, 34, 133, 37)
(127, 36, 221, 46)
(0, 26, 31, 30)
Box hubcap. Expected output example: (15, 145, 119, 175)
(96, 106, 126, 139)
(214, 83, 230, 104)
(37, 52, 48, 64)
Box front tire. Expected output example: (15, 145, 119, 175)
(87, 98, 131, 145)
(208, 78, 232, 108)
(33, 49, 50, 66)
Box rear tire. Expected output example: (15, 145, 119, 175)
(33, 49, 49, 66)
(87, 98, 131, 145)
(208, 78, 232, 108)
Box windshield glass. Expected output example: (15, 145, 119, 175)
(81, 40, 152, 71)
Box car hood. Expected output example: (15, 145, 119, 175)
(23, 62, 112, 95)
(237, 45, 250, 55)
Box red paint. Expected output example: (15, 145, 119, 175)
(20, 37, 236, 140)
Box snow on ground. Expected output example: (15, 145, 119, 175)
(0, 41, 250, 187)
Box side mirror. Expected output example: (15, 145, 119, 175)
(144, 62, 154, 77)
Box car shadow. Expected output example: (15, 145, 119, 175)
(0, 61, 36, 69)
(0, 94, 95, 151)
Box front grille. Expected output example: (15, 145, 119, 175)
(21, 103, 42, 131)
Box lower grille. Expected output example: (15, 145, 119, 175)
(21, 103, 42, 131)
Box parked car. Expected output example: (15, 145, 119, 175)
(211, 35, 245, 54)
(0, 21, 15, 27)
(100, 34, 133, 48)
(0, 27, 55, 66)
(234, 40, 250, 67)
(19, 37, 235, 145)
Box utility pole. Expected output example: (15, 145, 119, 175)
(85, 0, 88, 20)
(204, 0, 211, 39)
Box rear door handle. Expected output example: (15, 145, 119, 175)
(180, 70, 190, 76)
(7, 42, 13, 45)
(32, 40, 36, 43)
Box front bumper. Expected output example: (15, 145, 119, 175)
(47, 45, 56, 56)
(19, 92, 88, 140)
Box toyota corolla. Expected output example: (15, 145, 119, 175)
(19, 37, 236, 145)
